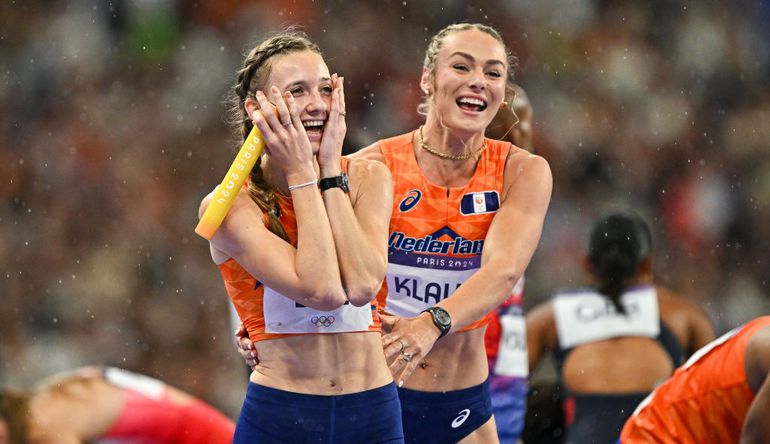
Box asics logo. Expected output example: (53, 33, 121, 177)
(399, 189, 422, 212)
(451, 409, 471, 428)
(311, 315, 335, 327)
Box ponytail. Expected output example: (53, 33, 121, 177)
(587, 212, 652, 315)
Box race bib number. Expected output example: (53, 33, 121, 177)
(385, 263, 477, 317)
(494, 313, 529, 378)
(554, 286, 660, 349)
(263, 286, 372, 334)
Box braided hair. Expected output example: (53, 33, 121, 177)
(587, 211, 653, 315)
(227, 31, 322, 241)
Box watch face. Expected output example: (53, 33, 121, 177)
(432, 307, 451, 327)
(340, 173, 350, 192)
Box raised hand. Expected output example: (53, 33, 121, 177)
(317, 74, 346, 176)
(251, 86, 315, 183)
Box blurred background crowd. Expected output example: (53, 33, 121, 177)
(2, 0, 769, 417)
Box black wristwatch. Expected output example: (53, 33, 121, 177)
(318, 172, 350, 193)
(421, 306, 452, 339)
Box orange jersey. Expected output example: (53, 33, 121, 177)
(621, 316, 770, 444)
(218, 159, 380, 342)
(375, 131, 511, 332)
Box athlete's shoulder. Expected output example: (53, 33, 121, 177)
(346, 157, 393, 196)
(505, 145, 550, 174)
(498, 146, 552, 206)
(348, 142, 385, 163)
(348, 132, 415, 165)
(346, 155, 390, 177)
(657, 287, 711, 326)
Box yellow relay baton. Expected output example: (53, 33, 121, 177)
(195, 125, 265, 240)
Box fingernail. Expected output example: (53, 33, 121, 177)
(398, 380, 404, 388)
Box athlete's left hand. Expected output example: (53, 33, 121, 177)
(317, 74, 346, 176)
(381, 313, 442, 387)
(235, 324, 258, 370)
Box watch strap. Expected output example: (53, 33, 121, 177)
(421, 307, 451, 339)
(318, 173, 349, 192)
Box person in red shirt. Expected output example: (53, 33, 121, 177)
(621, 316, 770, 444)
(0, 366, 234, 444)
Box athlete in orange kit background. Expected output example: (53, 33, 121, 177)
(621, 315, 770, 444)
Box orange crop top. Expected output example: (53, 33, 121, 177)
(218, 159, 380, 342)
(375, 131, 512, 332)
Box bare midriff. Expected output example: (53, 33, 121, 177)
(401, 327, 489, 391)
(250, 331, 392, 395)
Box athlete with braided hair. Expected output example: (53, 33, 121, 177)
(199, 30, 401, 443)
(526, 211, 714, 444)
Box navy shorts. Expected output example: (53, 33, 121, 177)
(398, 379, 493, 444)
(234, 382, 404, 444)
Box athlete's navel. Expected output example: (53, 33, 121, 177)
(328, 379, 337, 388)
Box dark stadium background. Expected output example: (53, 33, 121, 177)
(2, 0, 769, 417)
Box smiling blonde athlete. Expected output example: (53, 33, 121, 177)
(353, 23, 552, 444)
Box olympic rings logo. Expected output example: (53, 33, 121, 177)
(311, 315, 335, 327)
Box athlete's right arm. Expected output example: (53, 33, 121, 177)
(525, 301, 557, 372)
(200, 186, 345, 311)
(740, 325, 770, 444)
(742, 373, 770, 444)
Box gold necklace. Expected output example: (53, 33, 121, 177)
(418, 126, 487, 161)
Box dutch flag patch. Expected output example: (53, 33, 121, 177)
(460, 191, 500, 215)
